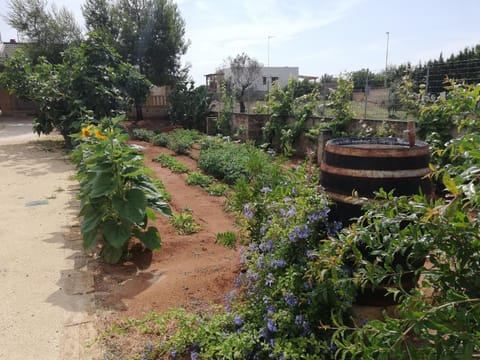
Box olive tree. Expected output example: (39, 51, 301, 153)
(224, 53, 262, 113)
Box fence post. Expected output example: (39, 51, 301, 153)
(317, 129, 332, 168)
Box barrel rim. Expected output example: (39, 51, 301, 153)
(327, 137, 428, 147)
(325, 137, 429, 157)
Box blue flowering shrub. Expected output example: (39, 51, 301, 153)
(229, 167, 356, 358)
(126, 164, 357, 359)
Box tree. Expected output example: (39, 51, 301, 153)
(225, 53, 262, 113)
(0, 32, 151, 147)
(82, 0, 188, 119)
(6, 0, 82, 63)
(83, 0, 188, 86)
(82, 0, 116, 34)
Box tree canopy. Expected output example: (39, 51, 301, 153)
(6, 0, 82, 63)
(82, 0, 188, 86)
(0, 31, 151, 147)
(224, 53, 262, 113)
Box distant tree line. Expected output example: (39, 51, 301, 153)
(347, 45, 480, 95)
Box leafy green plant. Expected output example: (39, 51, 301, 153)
(132, 128, 156, 142)
(206, 183, 229, 196)
(71, 116, 171, 264)
(186, 171, 214, 188)
(151, 133, 168, 147)
(198, 140, 281, 186)
(164, 129, 203, 155)
(171, 210, 201, 235)
(418, 79, 480, 144)
(153, 153, 189, 173)
(168, 80, 213, 130)
(215, 231, 237, 249)
(217, 81, 235, 135)
(261, 78, 319, 156)
(326, 75, 355, 137)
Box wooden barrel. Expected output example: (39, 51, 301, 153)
(320, 137, 431, 225)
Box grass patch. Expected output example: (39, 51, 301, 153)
(215, 231, 237, 249)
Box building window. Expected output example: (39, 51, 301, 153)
(263, 76, 267, 85)
(271, 76, 279, 83)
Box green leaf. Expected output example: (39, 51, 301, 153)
(442, 173, 460, 196)
(102, 242, 124, 264)
(145, 208, 156, 221)
(112, 188, 147, 224)
(80, 204, 102, 234)
(148, 198, 172, 216)
(135, 226, 162, 250)
(103, 219, 131, 248)
(89, 171, 115, 198)
(82, 229, 98, 251)
(122, 166, 145, 178)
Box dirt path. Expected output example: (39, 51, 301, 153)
(94, 141, 241, 356)
(0, 119, 99, 360)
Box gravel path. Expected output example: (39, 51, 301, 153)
(0, 117, 100, 359)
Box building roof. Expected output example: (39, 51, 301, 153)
(0, 40, 25, 62)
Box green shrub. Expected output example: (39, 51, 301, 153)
(198, 141, 279, 185)
(132, 128, 156, 142)
(152, 133, 168, 147)
(186, 171, 214, 187)
(153, 153, 189, 173)
(165, 129, 203, 155)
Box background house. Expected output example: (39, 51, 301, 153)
(206, 66, 317, 93)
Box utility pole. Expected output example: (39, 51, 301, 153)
(384, 31, 389, 88)
(364, 68, 369, 120)
(268, 35, 274, 67)
(267, 36, 274, 91)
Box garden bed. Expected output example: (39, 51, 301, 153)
(92, 140, 241, 355)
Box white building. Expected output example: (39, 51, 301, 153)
(205, 66, 316, 93)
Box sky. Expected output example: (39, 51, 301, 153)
(1, 0, 479, 85)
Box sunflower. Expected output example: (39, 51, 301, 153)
(81, 125, 94, 138)
(94, 128, 107, 140)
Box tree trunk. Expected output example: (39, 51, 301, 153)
(239, 88, 246, 113)
(239, 101, 246, 113)
(135, 102, 143, 121)
(62, 130, 73, 149)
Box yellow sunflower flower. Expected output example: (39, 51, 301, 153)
(81, 125, 93, 138)
(94, 128, 107, 140)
